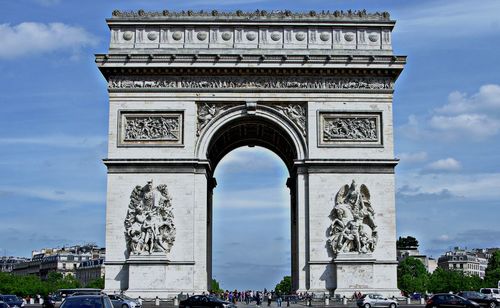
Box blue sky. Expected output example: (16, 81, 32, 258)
(1, 0, 500, 290)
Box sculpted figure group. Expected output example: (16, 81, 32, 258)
(328, 180, 378, 254)
(124, 180, 176, 256)
(323, 117, 377, 141)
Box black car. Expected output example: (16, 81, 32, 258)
(60, 295, 113, 308)
(179, 295, 236, 308)
(458, 292, 499, 308)
(426, 293, 480, 308)
(0, 295, 24, 308)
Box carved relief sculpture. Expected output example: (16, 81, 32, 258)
(319, 113, 381, 146)
(124, 180, 176, 256)
(109, 76, 393, 91)
(323, 117, 377, 141)
(197, 103, 234, 136)
(120, 112, 183, 146)
(328, 180, 377, 255)
(125, 116, 180, 141)
(272, 104, 307, 136)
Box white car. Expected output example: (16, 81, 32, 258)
(480, 289, 500, 300)
(357, 294, 398, 308)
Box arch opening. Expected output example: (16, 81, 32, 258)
(204, 114, 301, 292)
(211, 146, 291, 290)
(206, 115, 299, 174)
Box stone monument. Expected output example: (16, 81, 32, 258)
(96, 9, 406, 298)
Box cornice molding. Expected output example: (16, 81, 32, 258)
(110, 9, 392, 22)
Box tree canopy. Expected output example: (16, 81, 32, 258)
(274, 276, 292, 295)
(484, 251, 500, 288)
(0, 272, 81, 297)
(210, 278, 223, 293)
(397, 236, 419, 249)
(397, 257, 429, 294)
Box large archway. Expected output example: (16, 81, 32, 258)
(200, 108, 306, 291)
(211, 146, 291, 290)
(98, 9, 405, 299)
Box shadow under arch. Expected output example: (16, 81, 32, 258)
(195, 104, 307, 173)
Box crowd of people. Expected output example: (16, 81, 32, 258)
(207, 289, 314, 306)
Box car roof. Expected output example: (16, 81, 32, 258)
(66, 295, 106, 299)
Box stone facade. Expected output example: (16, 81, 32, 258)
(97, 10, 406, 299)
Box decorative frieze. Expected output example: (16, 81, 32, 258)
(109, 76, 393, 91)
(119, 111, 183, 146)
(328, 180, 377, 255)
(111, 10, 391, 21)
(319, 112, 382, 146)
(124, 180, 176, 256)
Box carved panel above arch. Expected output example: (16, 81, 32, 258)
(318, 112, 382, 147)
(118, 111, 183, 147)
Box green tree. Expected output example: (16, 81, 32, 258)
(428, 268, 483, 293)
(211, 278, 223, 293)
(397, 236, 419, 249)
(86, 277, 105, 289)
(484, 251, 500, 288)
(275, 276, 292, 295)
(397, 257, 429, 294)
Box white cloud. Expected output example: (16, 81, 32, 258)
(396, 0, 500, 39)
(0, 185, 104, 204)
(399, 84, 500, 141)
(436, 84, 500, 114)
(215, 146, 286, 174)
(425, 158, 462, 172)
(0, 135, 106, 149)
(214, 187, 289, 209)
(398, 151, 428, 163)
(398, 172, 500, 200)
(429, 114, 500, 139)
(0, 22, 97, 59)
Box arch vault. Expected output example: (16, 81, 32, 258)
(97, 9, 406, 298)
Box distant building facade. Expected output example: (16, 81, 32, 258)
(0, 256, 30, 273)
(76, 258, 105, 287)
(437, 247, 490, 278)
(396, 236, 437, 273)
(397, 247, 437, 273)
(12, 244, 105, 279)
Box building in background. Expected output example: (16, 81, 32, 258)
(0, 256, 30, 273)
(437, 247, 490, 278)
(396, 236, 437, 273)
(12, 244, 105, 279)
(76, 258, 105, 287)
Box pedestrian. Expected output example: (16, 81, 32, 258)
(276, 294, 282, 307)
(268, 292, 272, 306)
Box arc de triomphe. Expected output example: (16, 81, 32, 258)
(96, 10, 406, 298)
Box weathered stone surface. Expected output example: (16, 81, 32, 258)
(98, 9, 405, 299)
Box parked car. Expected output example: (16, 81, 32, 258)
(0, 295, 24, 308)
(60, 295, 113, 308)
(458, 291, 500, 308)
(0, 301, 9, 308)
(426, 293, 480, 308)
(179, 295, 236, 308)
(108, 294, 141, 308)
(480, 289, 500, 300)
(356, 294, 398, 308)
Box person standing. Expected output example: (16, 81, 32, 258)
(276, 293, 282, 307)
(268, 292, 272, 306)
